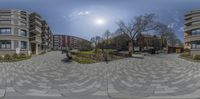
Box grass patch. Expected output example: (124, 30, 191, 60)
(70, 49, 126, 64)
(79, 50, 94, 54)
(72, 55, 96, 64)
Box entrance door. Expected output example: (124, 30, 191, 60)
(31, 43, 36, 54)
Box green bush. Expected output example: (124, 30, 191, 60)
(19, 53, 27, 59)
(12, 53, 19, 59)
(0, 56, 3, 61)
(184, 48, 190, 52)
(193, 54, 200, 60)
(73, 56, 96, 64)
(4, 54, 12, 61)
(180, 52, 190, 57)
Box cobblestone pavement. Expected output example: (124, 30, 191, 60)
(0, 51, 200, 99)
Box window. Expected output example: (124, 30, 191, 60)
(20, 29, 27, 36)
(191, 29, 200, 35)
(0, 40, 11, 49)
(21, 41, 27, 49)
(0, 20, 11, 24)
(0, 15, 10, 18)
(0, 12, 11, 14)
(0, 28, 11, 34)
(191, 41, 200, 49)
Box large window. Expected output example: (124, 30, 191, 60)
(20, 29, 27, 36)
(0, 20, 11, 24)
(0, 28, 11, 34)
(0, 15, 10, 18)
(191, 41, 200, 49)
(21, 41, 27, 49)
(191, 29, 200, 35)
(0, 40, 11, 49)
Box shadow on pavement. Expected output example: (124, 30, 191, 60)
(61, 58, 72, 63)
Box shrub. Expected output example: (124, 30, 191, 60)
(180, 52, 190, 57)
(12, 53, 19, 59)
(0, 56, 3, 61)
(193, 54, 200, 60)
(19, 53, 27, 59)
(73, 56, 96, 64)
(4, 54, 12, 61)
(184, 48, 190, 52)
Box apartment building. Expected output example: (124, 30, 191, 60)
(136, 34, 165, 51)
(41, 20, 52, 52)
(184, 10, 200, 56)
(53, 34, 90, 50)
(0, 9, 30, 55)
(53, 35, 67, 50)
(0, 9, 52, 55)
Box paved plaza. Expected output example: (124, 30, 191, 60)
(0, 51, 200, 99)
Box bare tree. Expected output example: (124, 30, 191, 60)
(117, 13, 157, 53)
(155, 22, 182, 47)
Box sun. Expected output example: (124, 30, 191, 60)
(95, 18, 105, 25)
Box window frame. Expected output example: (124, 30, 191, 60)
(0, 28, 12, 35)
(0, 40, 11, 49)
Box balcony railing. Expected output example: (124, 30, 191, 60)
(184, 24, 200, 32)
(185, 18, 200, 25)
(30, 36, 42, 43)
(30, 27, 42, 34)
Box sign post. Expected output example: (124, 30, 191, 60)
(16, 48, 20, 54)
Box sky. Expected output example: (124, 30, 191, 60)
(0, 0, 200, 41)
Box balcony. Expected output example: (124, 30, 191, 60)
(185, 18, 200, 25)
(30, 26, 42, 34)
(185, 35, 200, 42)
(30, 20, 42, 26)
(184, 23, 200, 32)
(0, 10, 11, 15)
(0, 15, 11, 19)
(185, 14, 200, 20)
(30, 36, 42, 43)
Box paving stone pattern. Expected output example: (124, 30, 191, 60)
(0, 51, 200, 99)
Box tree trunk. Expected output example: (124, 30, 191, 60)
(128, 40, 134, 56)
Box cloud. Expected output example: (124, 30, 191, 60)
(69, 10, 91, 17)
(168, 23, 176, 28)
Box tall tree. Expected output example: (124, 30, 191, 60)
(155, 22, 183, 47)
(117, 13, 157, 53)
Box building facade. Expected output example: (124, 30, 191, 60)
(136, 34, 165, 52)
(0, 9, 52, 55)
(53, 34, 90, 50)
(0, 9, 30, 55)
(184, 10, 200, 56)
(41, 20, 52, 52)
